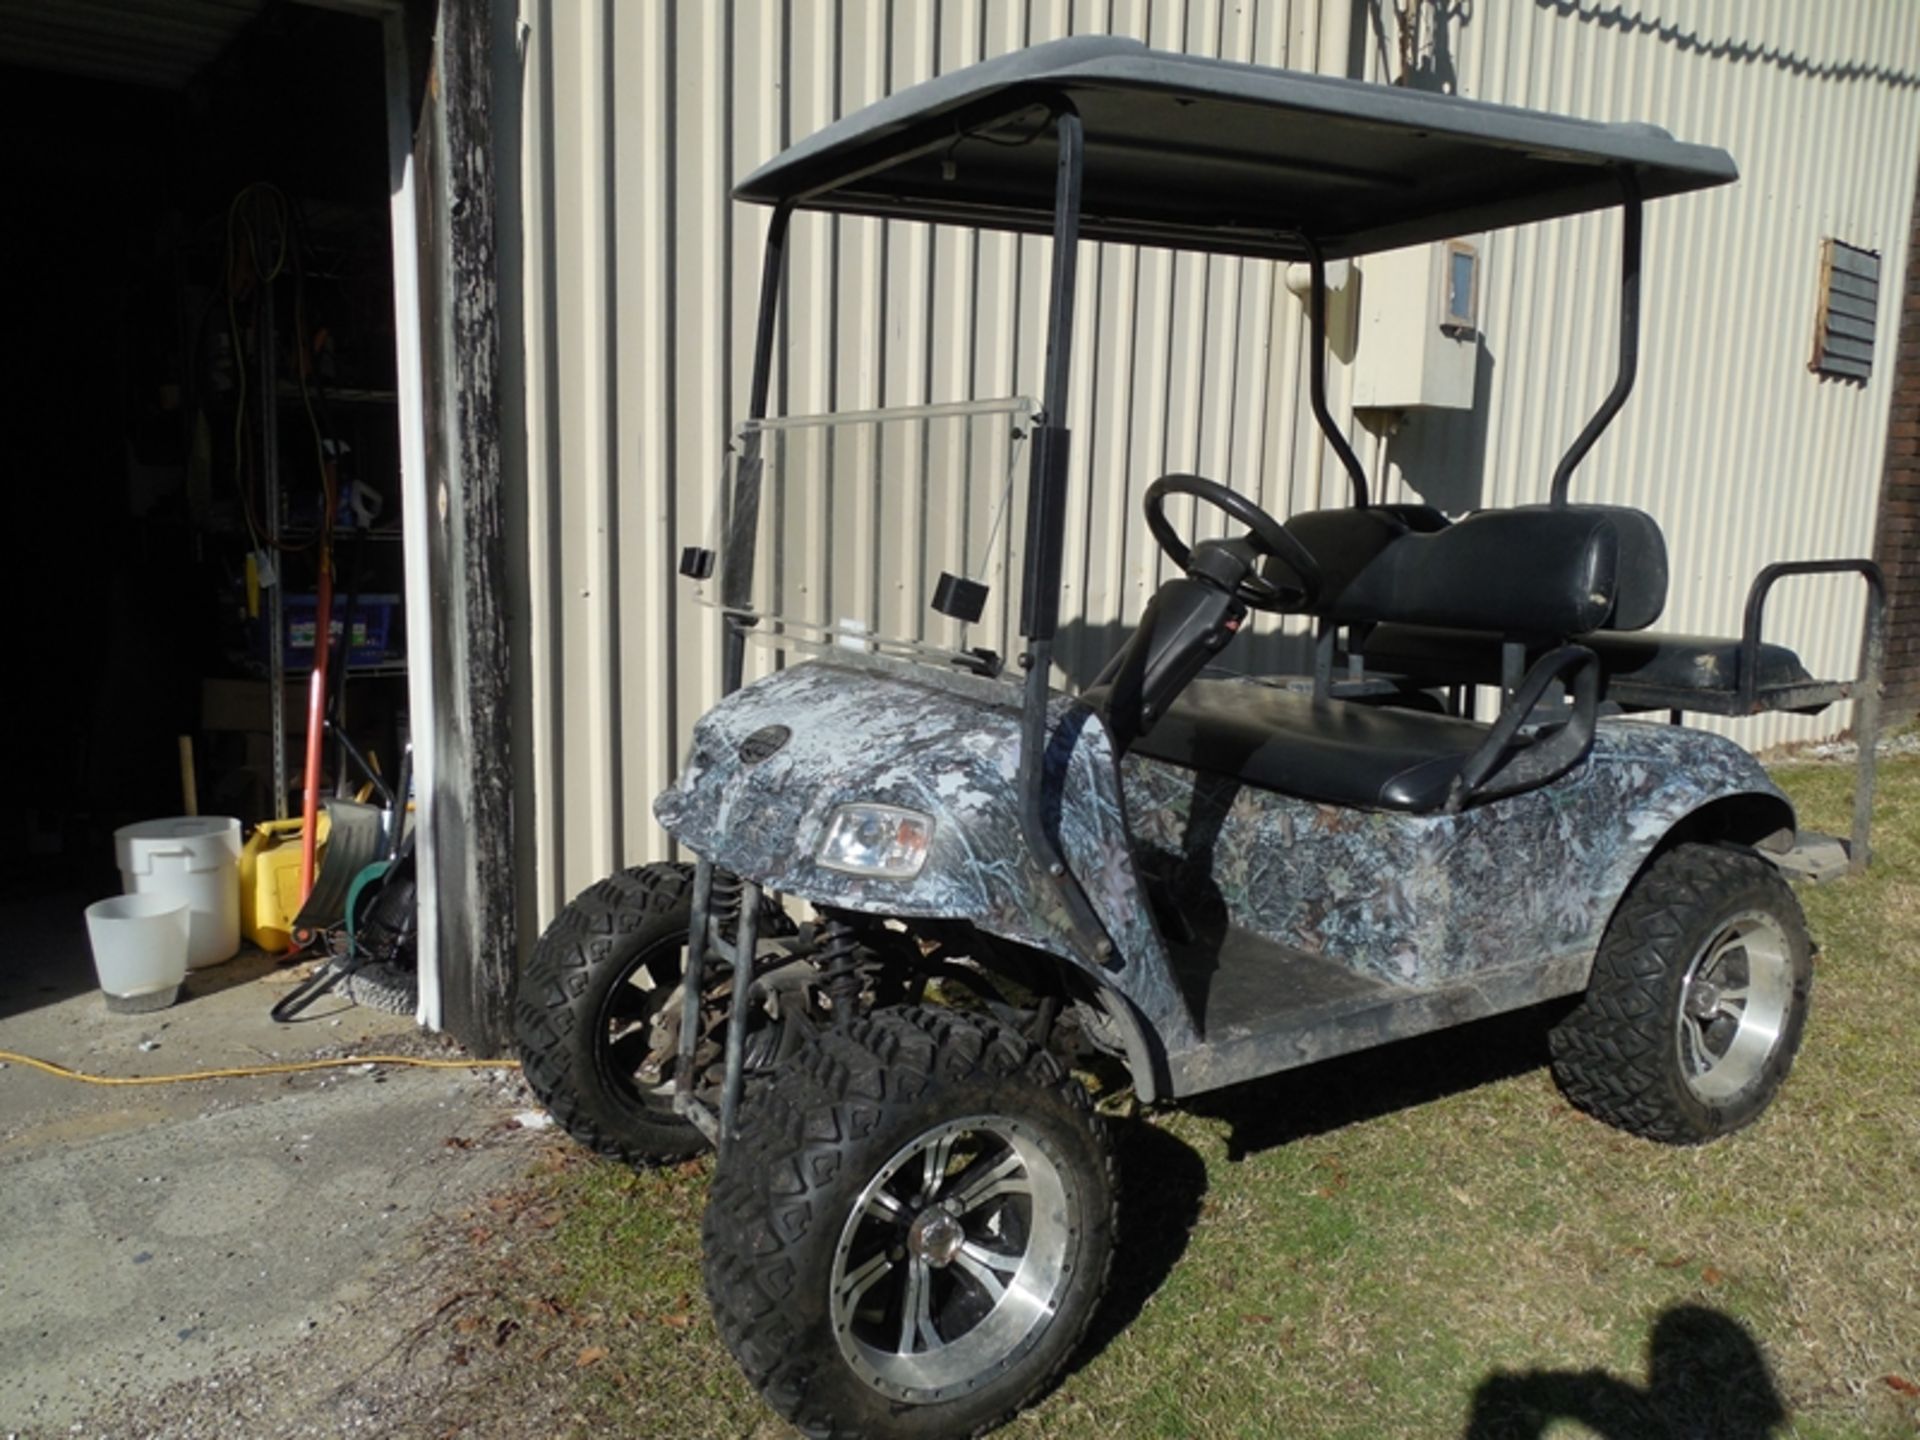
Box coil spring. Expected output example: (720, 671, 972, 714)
(708, 870, 745, 946)
(819, 915, 862, 1021)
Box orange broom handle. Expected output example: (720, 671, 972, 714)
(298, 528, 334, 904)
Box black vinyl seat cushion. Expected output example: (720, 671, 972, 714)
(1091, 502, 1670, 809)
(1584, 630, 1815, 694)
(1279, 503, 1670, 636)
(1090, 678, 1511, 812)
(1358, 623, 1815, 699)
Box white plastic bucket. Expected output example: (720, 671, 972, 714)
(85, 894, 190, 1013)
(115, 816, 243, 970)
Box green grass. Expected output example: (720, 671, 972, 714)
(452, 756, 1920, 1439)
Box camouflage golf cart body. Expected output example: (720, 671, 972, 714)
(517, 37, 1883, 1439)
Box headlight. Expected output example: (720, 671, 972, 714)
(816, 804, 934, 878)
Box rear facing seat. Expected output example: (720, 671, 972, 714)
(1353, 624, 1818, 708)
(1297, 504, 1833, 717)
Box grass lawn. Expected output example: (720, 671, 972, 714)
(456, 756, 1920, 1439)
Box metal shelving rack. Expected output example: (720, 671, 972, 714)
(261, 275, 290, 819)
(253, 277, 408, 818)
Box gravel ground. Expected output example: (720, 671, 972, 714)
(1765, 726, 1920, 764)
(8, 1075, 562, 1440)
(45, 1150, 571, 1440)
(0, 897, 575, 1440)
(1, 1022, 552, 1439)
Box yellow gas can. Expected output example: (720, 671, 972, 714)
(239, 814, 330, 952)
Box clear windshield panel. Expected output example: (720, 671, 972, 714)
(693, 398, 1037, 679)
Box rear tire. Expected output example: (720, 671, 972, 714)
(513, 863, 709, 1166)
(704, 1008, 1116, 1439)
(1549, 842, 1812, 1144)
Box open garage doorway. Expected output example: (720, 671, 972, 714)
(0, 0, 444, 1026)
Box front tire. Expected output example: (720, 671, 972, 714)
(704, 1008, 1115, 1438)
(513, 863, 709, 1165)
(1549, 842, 1813, 1144)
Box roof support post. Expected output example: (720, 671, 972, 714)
(1550, 172, 1643, 505)
(1013, 107, 1114, 967)
(1301, 234, 1371, 508)
(1019, 111, 1083, 645)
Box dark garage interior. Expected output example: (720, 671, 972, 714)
(1, 3, 412, 910)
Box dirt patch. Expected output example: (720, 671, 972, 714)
(54, 1147, 586, 1440)
(2, 1062, 545, 1439)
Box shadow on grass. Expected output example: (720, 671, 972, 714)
(1185, 1000, 1570, 1162)
(1463, 1304, 1786, 1439)
(1066, 1116, 1210, 1374)
(1061, 1002, 1575, 1376)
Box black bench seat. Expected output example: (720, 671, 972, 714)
(1091, 502, 1663, 810)
(1090, 677, 1549, 813)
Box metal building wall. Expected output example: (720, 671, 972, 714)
(501, 0, 1920, 923)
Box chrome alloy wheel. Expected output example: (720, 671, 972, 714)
(1675, 910, 1796, 1102)
(828, 1115, 1074, 1404)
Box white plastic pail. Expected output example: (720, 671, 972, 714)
(115, 816, 243, 969)
(85, 894, 190, 1013)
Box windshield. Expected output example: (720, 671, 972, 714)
(692, 397, 1038, 681)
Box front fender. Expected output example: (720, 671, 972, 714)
(653, 659, 1195, 1051)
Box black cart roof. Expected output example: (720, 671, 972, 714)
(735, 37, 1737, 260)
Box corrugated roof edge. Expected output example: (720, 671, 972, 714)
(733, 35, 1137, 200)
(734, 34, 1738, 210)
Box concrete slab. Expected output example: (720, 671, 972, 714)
(0, 894, 533, 1435)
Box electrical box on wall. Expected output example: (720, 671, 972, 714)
(1350, 240, 1482, 411)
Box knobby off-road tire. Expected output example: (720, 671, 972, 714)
(340, 961, 418, 1016)
(704, 1008, 1116, 1439)
(1549, 842, 1813, 1145)
(342, 855, 419, 1016)
(513, 862, 708, 1165)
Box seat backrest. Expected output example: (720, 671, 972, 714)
(1279, 503, 1668, 637)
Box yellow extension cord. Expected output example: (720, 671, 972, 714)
(0, 1049, 519, 1087)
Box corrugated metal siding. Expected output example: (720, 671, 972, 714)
(1375, 0, 1920, 759)
(504, 0, 1920, 922)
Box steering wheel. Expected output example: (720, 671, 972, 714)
(1143, 473, 1322, 611)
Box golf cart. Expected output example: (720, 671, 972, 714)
(514, 37, 1885, 1438)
